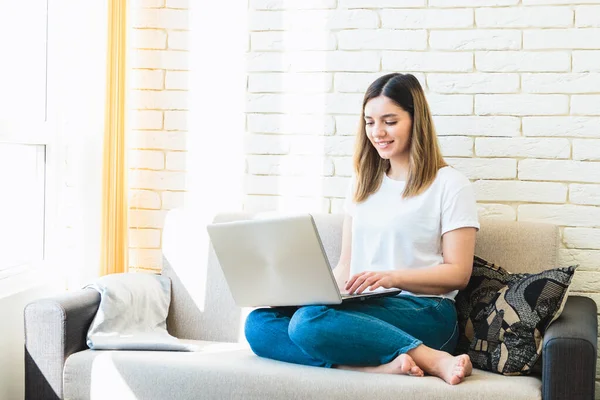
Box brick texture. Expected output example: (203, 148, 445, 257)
(127, 0, 600, 381)
(128, 0, 189, 271)
(243, 3, 600, 263)
(244, 4, 600, 378)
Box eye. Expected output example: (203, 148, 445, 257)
(385, 121, 397, 126)
(365, 121, 374, 126)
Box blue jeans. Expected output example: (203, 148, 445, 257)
(244, 295, 459, 368)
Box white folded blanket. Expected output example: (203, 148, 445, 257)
(85, 272, 197, 351)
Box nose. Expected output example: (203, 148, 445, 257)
(371, 123, 386, 138)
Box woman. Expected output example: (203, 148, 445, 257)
(244, 73, 479, 385)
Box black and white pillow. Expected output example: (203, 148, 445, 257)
(454, 256, 577, 376)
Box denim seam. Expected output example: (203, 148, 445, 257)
(433, 297, 448, 311)
(440, 321, 458, 352)
(387, 297, 443, 313)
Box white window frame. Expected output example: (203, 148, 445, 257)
(0, 0, 63, 292)
(0, 129, 62, 280)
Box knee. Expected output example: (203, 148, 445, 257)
(288, 305, 332, 348)
(244, 308, 275, 356)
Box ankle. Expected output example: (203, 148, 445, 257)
(408, 346, 449, 376)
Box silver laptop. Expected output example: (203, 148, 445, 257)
(206, 214, 402, 307)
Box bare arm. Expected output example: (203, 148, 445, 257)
(332, 215, 352, 292)
(392, 226, 476, 294)
(346, 227, 477, 295)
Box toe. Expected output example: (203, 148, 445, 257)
(449, 375, 462, 385)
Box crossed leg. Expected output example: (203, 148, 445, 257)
(246, 297, 472, 385)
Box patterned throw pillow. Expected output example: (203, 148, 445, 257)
(454, 256, 577, 376)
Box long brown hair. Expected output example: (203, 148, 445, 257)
(353, 73, 447, 202)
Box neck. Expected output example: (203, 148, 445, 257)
(387, 156, 410, 181)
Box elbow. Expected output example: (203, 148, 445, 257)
(456, 268, 473, 291)
(456, 279, 469, 291)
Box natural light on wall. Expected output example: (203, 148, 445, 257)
(281, 11, 328, 213)
(186, 4, 245, 215)
(246, 9, 332, 214)
(163, 0, 246, 311)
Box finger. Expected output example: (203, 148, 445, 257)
(367, 276, 385, 292)
(345, 274, 361, 290)
(356, 281, 371, 294)
(344, 274, 357, 290)
(348, 279, 363, 294)
(346, 272, 368, 292)
(349, 275, 369, 294)
(357, 277, 379, 294)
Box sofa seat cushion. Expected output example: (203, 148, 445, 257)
(63, 341, 543, 400)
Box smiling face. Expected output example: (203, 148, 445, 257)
(364, 95, 413, 164)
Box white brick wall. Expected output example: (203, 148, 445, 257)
(524, 28, 600, 49)
(430, 30, 522, 51)
(125, 1, 600, 386)
(380, 9, 473, 28)
(476, 7, 573, 28)
(383, 51, 473, 72)
(243, 1, 600, 222)
(244, 3, 600, 385)
(570, 184, 600, 205)
(249, 73, 333, 93)
(427, 74, 520, 94)
(128, 0, 189, 271)
(434, 116, 521, 136)
(475, 51, 571, 72)
(574, 51, 600, 71)
(572, 95, 600, 115)
(475, 138, 570, 158)
(165, 71, 188, 90)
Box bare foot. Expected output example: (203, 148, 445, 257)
(433, 354, 472, 385)
(336, 354, 424, 376)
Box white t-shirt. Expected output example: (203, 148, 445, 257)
(343, 166, 480, 300)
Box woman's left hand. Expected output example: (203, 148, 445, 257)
(345, 271, 399, 294)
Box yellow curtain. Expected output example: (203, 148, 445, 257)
(100, 0, 128, 275)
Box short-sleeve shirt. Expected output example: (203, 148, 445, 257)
(343, 166, 480, 300)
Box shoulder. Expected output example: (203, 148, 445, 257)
(431, 166, 473, 199)
(435, 165, 471, 186)
(435, 166, 471, 188)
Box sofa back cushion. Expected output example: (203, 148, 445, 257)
(164, 212, 558, 342)
(474, 219, 558, 274)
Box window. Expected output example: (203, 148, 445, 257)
(0, 144, 46, 277)
(0, 0, 54, 279)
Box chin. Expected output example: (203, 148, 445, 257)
(376, 150, 394, 159)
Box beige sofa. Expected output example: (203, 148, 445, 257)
(25, 213, 597, 400)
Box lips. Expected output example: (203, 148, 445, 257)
(375, 140, 393, 149)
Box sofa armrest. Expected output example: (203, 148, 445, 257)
(542, 295, 598, 400)
(24, 289, 101, 400)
